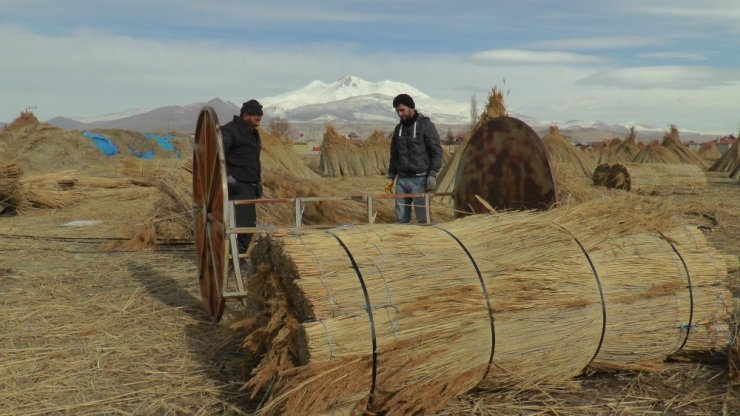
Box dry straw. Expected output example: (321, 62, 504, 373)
(318, 128, 390, 177)
(633, 140, 683, 164)
(661, 125, 709, 168)
(230, 197, 733, 415)
(593, 163, 707, 195)
(318, 124, 366, 177)
(260, 130, 318, 180)
(698, 140, 722, 161)
(542, 125, 596, 178)
(359, 130, 390, 175)
(710, 139, 739, 178)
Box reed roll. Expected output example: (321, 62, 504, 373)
(593, 163, 707, 195)
(240, 203, 732, 415)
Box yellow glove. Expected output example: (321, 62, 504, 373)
(384, 179, 394, 194)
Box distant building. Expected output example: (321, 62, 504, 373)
(717, 135, 736, 153)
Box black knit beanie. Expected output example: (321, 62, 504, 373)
(392, 94, 415, 109)
(240, 99, 263, 116)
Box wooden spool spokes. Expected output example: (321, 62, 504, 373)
(193, 107, 229, 321)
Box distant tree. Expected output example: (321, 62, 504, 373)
(268, 116, 292, 139)
(446, 128, 455, 145)
(469, 94, 478, 129)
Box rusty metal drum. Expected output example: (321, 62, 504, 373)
(453, 116, 559, 216)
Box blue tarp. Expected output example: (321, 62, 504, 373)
(143, 133, 176, 152)
(128, 147, 155, 160)
(83, 131, 120, 156)
(143, 133, 181, 159)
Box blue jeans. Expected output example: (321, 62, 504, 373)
(395, 176, 429, 224)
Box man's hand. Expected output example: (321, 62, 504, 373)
(425, 175, 437, 192)
(384, 179, 394, 194)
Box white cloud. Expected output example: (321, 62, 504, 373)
(526, 36, 669, 50)
(576, 66, 740, 89)
(469, 49, 607, 65)
(637, 52, 707, 61)
(1, 24, 738, 133)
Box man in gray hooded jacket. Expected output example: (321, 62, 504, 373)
(385, 93, 443, 223)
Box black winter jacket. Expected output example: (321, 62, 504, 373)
(387, 112, 443, 178)
(221, 115, 261, 183)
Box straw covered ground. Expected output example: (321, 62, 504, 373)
(1, 117, 739, 415)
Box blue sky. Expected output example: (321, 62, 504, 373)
(1, 0, 739, 133)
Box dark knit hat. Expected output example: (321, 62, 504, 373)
(392, 93, 415, 109)
(240, 99, 263, 116)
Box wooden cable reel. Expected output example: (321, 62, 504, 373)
(193, 107, 229, 321)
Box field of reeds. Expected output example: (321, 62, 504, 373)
(1, 112, 738, 415)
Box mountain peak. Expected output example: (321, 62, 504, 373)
(338, 75, 362, 87)
(261, 75, 430, 114)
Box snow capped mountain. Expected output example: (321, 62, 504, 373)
(262, 75, 468, 124)
(68, 108, 148, 123)
(262, 75, 429, 110)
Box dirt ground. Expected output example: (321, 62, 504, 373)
(1, 171, 738, 415)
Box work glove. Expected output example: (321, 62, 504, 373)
(384, 179, 394, 194)
(425, 175, 437, 192)
(255, 183, 263, 198)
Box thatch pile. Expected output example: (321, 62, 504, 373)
(318, 124, 367, 177)
(0, 115, 110, 174)
(359, 130, 390, 175)
(543, 125, 596, 178)
(231, 198, 733, 415)
(549, 161, 606, 204)
(632, 140, 682, 164)
(436, 87, 507, 199)
(260, 130, 319, 180)
(710, 139, 739, 178)
(593, 163, 707, 195)
(661, 125, 709, 168)
(0, 162, 23, 214)
(616, 128, 640, 159)
(261, 171, 395, 226)
(698, 140, 722, 161)
(115, 157, 187, 182)
(596, 137, 624, 165)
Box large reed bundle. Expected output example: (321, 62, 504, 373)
(543, 125, 596, 178)
(260, 130, 319, 180)
(232, 198, 732, 415)
(359, 130, 390, 175)
(17, 170, 83, 209)
(596, 138, 623, 165)
(698, 140, 722, 161)
(592, 163, 707, 195)
(115, 157, 186, 180)
(662, 125, 708, 168)
(710, 139, 739, 178)
(318, 124, 365, 177)
(0, 163, 22, 214)
(632, 140, 682, 164)
(616, 127, 640, 160)
(436, 87, 507, 199)
(550, 161, 604, 204)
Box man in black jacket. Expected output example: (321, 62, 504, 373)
(385, 93, 443, 223)
(221, 99, 263, 254)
